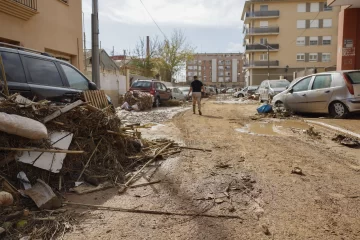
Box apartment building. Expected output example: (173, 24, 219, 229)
(241, 0, 340, 86)
(0, 0, 83, 70)
(328, 0, 360, 70)
(186, 53, 245, 87)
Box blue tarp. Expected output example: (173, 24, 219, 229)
(257, 104, 273, 114)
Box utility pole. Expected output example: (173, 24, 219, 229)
(91, 0, 100, 88)
(146, 36, 150, 58)
(83, 32, 87, 71)
(266, 41, 270, 79)
(112, 46, 115, 56)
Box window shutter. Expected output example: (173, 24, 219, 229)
(305, 53, 309, 62)
(306, 20, 310, 28)
(319, 3, 324, 11)
(305, 37, 310, 46)
(318, 36, 323, 45)
(306, 3, 310, 12)
(318, 53, 322, 62)
(319, 19, 323, 28)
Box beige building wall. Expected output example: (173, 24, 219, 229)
(0, 0, 83, 70)
(242, 0, 340, 85)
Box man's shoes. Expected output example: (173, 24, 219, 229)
(199, 110, 202, 116)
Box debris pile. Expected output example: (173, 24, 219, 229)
(0, 93, 183, 239)
(124, 90, 153, 111)
(332, 134, 360, 148)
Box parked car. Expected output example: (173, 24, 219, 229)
(258, 79, 290, 102)
(168, 87, 185, 100)
(129, 80, 171, 107)
(233, 85, 259, 98)
(226, 88, 236, 94)
(272, 71, 360, 118)
(0, 46, 110, 104)
(178, 86, 191, 100)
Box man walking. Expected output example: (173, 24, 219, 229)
(188, 76, 204, 115)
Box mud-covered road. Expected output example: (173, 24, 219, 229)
(65, 99, 360, 240)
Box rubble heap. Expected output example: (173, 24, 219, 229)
(124, 90, 153, 111)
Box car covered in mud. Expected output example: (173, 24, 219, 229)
(272, 71, 360, 118)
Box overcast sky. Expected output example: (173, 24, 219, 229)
(82, 0, 245, 56)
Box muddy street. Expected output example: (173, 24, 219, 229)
(65, 99, 360, 240)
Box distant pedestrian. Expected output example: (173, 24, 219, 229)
(188, 76, 204, 115)
(215, 88, 218, 94)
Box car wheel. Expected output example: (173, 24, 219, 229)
(329, 101, 348, 118)
(275, 101, 284, 108)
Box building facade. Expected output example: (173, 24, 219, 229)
(0, 0, 83, 70)
(242, 0, 340, 86)
(328, 0, 360, 70)
(186, 53, 244, 87)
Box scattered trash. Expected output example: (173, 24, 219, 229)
(70, 182, 113, 195)
(332, 134, 360, 148)
(16, 220, 28, 229)
(291, 167, 304, 176)
(0, 191, 13, 206)
(0, 227, 5, 235)
(0, 112, 48, 140)
(305, 127, 321, 139)
(215, 199, 225, 204)
(22, 179, 61, 210)
(124, 91, 153, 111)
(16, 132, 74, 173)
(17, 171, 32, 190)
(257, 104, 272, 114)
(262, 224, 271, 236)
(215, 163, 233, 169)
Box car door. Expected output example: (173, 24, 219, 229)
(58, 63, 90, 98)
(0, 51, 32, 99)
(284, 76, 313, 112)
(21, 55, 73, 103)
(162, 83, 171, 100)
(306, 74, 334, 112)
(155, 83, 165, 100)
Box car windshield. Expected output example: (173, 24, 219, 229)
(248, 86, 258, 90)
(132, 81, 151, 88)
(270, 81, 289, 88)
(346, 71, 360, 84)
(179, 87, 190, 92)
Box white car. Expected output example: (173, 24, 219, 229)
(226, 89, 236, 94)
(178, 87, 191, 100)
(168, 87, 186, 100)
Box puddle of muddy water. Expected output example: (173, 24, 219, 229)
(236, 120, 310, 136)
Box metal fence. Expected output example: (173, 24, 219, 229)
(12, 0, 37, 10)
(246, 10, 279, 18)
(246, 27, 279, 34)
(246, 44, 279, 51)
(244, 61, 279, 67)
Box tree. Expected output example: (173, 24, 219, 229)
(128, 36, 160, 77)
(157, 30, 195, 82)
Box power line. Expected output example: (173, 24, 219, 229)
(139, 0, 168, 40)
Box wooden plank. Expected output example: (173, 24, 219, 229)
(43, 100, 84, 123)
(0, 147, 84, 154)
(0, 55, 9, 96)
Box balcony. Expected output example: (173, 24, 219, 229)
(0, 0, 37, 20)
(244, 27, 279, 38)
(244, 60, 280, 69)
(244, 10, 279, 23)
(245, 44, 279, 52)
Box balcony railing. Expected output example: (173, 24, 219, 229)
(246, 44, 279, 51)
(244, 61, 279, 67)
(246, 10, 280, 18)
(12, 0, 37, 10)
(245, 27, 280, 35)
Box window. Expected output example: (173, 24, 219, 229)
(260, 53, 268, 61)
(156, 83, 165, 90)
(260, 38, 267, 44)
(323, 36, 332, 45)
(310, 37, 318, 45)
(323, 19, 332, 28)
(309, 53, 318, 62)
(297, 20, 306, 29)
(310, 20, 319, 28)
(297, 53, 305, 61)
(310, 2, 319, 12)
(218, 66, 224, 70)
(218, 77, 224, 82)
(322, 53, 331, 62)
(293, 76, 312, 92)
(61, 64, 89, 90)
(260, 21, 268, 28)
(297, 3, 306, 12)
(225, 72, 231, 76)
(260, 5, 268, 11)
(225, 66, 231, 70)
(312, 75, 332, 89)
(0, 52, 26, 83)
(219, 71, 224, 76)
(218, 60, 224, 65)
(324, 3, 332, 11)
(225, 60, 231, 65)
(24, 57, 63, 86)
(297, 37, 305, 46)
